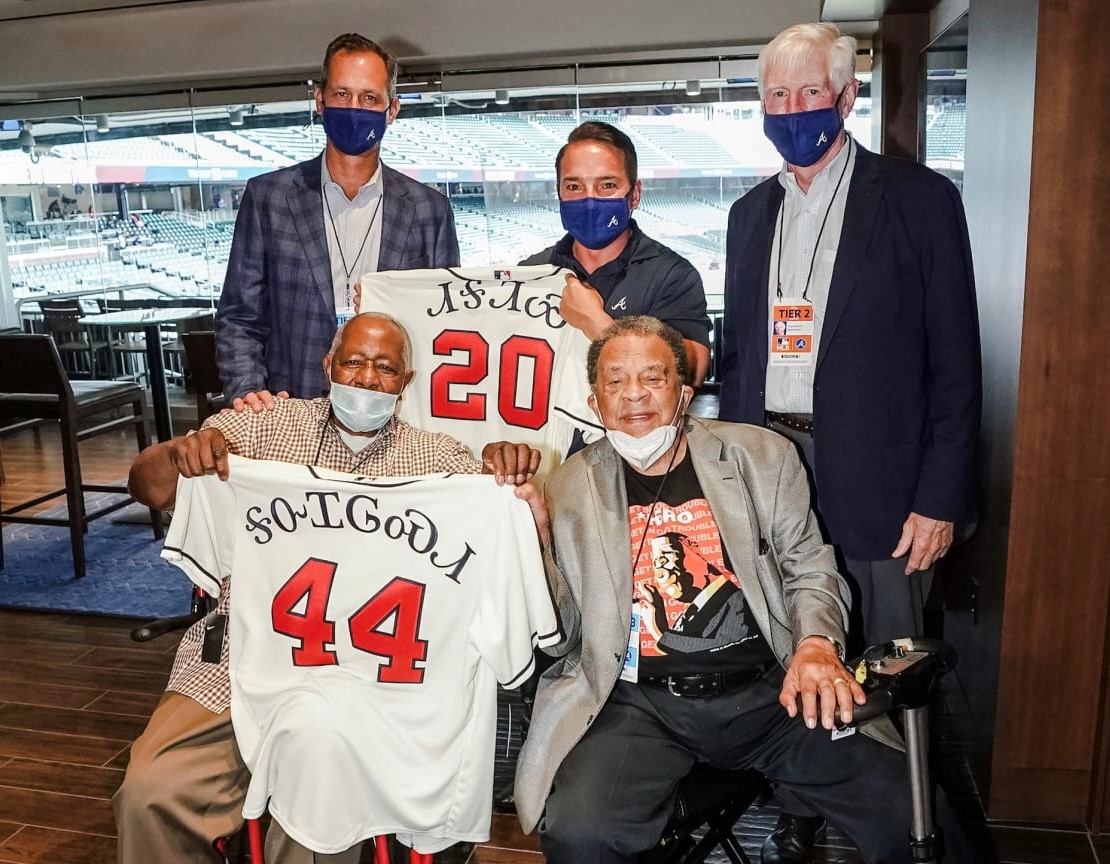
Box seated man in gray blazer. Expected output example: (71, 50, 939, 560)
(216, 32, 460, 412)
(513, 316, 975, 863)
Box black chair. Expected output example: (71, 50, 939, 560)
(0, 333, 163, 579)
(646, 765, 766, 864)
(93, 300, 152, 386)
(164, 315, 216, 391)
(181, 330, 226, 422)
(131, 329, 222, 643)
(38, 300, 111, 379)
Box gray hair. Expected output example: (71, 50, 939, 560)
(758, 22, 858, 98)
(586, 316, 689, 391)
(328, 311, 413, 370)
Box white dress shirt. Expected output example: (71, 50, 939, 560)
(765, 134, 856, 414)
(322, 156, 384, 314)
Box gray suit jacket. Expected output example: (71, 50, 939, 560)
(514, 416, 898, 832)
(215, 156, 460, 401)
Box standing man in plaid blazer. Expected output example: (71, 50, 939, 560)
(215, 33, 460, 412)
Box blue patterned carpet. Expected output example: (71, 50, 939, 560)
(0, 493, 190, 619)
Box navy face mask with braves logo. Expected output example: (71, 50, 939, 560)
(559, 195, 632, 250)
(321, 106, 388, 156)
(762, 93, 845, 167)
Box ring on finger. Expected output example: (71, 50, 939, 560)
(832, 677, 847, 686)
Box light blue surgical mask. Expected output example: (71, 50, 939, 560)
(599, 391, 689, 472)
(606, 423, 679, 473)
(329, 381, 397, 433)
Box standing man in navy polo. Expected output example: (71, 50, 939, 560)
(717, 22, 981, 863)
(216, 33, 460, 412)
(522, 121, 711, 386)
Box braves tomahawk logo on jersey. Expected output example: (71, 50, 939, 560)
(358, 266, 603, 474)
(161, 455, 559, 855)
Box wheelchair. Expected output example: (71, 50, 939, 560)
(649, 637, 958, 864)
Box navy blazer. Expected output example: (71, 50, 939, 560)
(215, 156, 460, 401)
(717, 144, 981, 560)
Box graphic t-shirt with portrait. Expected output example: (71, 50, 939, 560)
(625, 453, 775, 676)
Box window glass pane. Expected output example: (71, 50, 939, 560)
(0, 108, 106, 329)
(925, 16, 968, 193)
(381, 75, 869, 311)
(182, 97, 319, 305)
(1, 66, 871, 343)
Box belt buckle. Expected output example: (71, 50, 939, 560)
(666, 677, 682, 697)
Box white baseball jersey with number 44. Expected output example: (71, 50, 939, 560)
(162, 455, 559, 855)
(359, 266, 603, 476)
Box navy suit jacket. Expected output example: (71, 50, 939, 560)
(717, 144, 981, 560)
(215, 156, 460, 401)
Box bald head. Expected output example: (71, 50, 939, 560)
(323, 312, 414, 395)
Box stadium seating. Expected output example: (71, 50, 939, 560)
(3, 98, 963, 317)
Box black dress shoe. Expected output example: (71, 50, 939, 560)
(492, 791, 517, 815)
(761, 814, 825, 864)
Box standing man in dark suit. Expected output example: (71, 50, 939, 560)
(216, 32, 460, 412)
(717, 22, 981, 863)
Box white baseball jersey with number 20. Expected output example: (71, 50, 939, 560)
(162, 455, 559, 855)
(358, 266, 603, 476)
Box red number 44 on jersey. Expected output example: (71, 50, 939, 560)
(271, 558, 429, 684)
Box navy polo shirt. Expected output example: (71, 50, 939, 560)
(521, 221, 711, 347)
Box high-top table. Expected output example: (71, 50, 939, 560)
(78, 306, 214, 442)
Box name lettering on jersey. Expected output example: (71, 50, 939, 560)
(244, 491, 477, 583)
(426, 279, 566, 330)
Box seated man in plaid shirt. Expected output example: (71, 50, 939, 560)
(113, 312, 538, 864)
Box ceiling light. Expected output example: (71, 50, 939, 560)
(685, 80, 702, 97)
(16, 123, 34, 153)
(494, 89, 510, 105)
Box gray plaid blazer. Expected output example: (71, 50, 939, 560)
(215, 155, 460, 401)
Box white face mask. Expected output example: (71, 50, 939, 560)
(328, 381, 398, 433)
(599, 390, 688, 472)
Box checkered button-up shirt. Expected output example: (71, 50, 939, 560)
(166, 398, 482, 713)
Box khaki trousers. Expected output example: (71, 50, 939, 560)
(113, 691, 361, 864)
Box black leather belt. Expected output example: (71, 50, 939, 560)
(640, 663, 774, 698)
(765, 411, 814, 435)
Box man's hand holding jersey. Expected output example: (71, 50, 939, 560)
(128, 428, 231, 512)
(481, 442, 541, 486)
(481, 443, 549, 543)
(559, 274, 613, 341)
(168, 428, 231, 481)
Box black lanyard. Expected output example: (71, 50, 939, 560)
(314, 408, 393, 471)
(323, 185, 383, 307)
(775, 134, 853, 302)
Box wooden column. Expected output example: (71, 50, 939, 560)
(875, 12, 929, 160)
(988, 0, 1110, 824)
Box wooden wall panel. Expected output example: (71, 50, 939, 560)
(875, 12, 928, 161)
(988, 0, 1110, 824)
